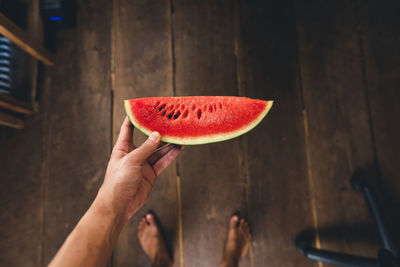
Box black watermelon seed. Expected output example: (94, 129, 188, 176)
(173, 111, 181, 119)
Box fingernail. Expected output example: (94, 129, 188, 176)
(149, 132, 160, 142)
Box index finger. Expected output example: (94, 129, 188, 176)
(152, 146, 183, 176)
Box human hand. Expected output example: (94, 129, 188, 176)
(97, 117, 183, 220)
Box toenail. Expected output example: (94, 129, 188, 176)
(146, 213, 152, 220)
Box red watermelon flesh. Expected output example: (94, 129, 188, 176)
(124, 96, 273, 145)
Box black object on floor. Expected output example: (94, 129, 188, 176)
(295, 177, 399, 267)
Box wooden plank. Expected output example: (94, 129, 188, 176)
(359, 0, 400, 201)
(295, 0, 378, 258)
(173, 1, 249, 266)
(0, 107, 46, 266)
(42, 0, 112, 264)
(0, 110, 23, 128)
(111, 1, 178, 266)
(0, 93, 33, 114)
(0, 12, 54, 66)
(236, 1, 314, 266)
(27, 0, 43, 105)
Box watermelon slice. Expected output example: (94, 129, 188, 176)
(124, 96, 273, 145)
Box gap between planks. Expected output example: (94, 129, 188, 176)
(294, 4, 321, 263)
(169, 1, 183, 265)
(233, 0, 254, 265)
(39, 73, 51, 266)
(302, 109, 322, 267)
(239, 136, 254, 267)
(353, 0, 381, 185)
(176, 176, 184, 267)
(109, 2, 116, 266)
(110, 0, 116, 145)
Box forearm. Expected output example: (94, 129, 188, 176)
(48, 119, 176, 266)
(48, 193, 126, 267)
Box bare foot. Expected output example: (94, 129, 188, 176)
(221, 215, 251, 267)
(138, 213, 172, 267)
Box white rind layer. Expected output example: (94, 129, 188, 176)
(124, 99, 273, 145)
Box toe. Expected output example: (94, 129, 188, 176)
(230, 215, 239, 228)
(138, 219, 145, 229)
(240, 218, 245, 227)
(146, 213, 156, 225)
(244, 226, 250, 236)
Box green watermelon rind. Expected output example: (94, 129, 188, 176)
(124, 99, 273, 145)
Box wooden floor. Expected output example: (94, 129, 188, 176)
(1, 1, 400, 266)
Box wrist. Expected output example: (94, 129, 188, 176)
(92, 189, 128, 227)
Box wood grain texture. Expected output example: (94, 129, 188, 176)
(173, 0, 248, 266)
(1, 1, 397, 267)
(111, 1, 178, 266)
(295, 0, 378, 257)
(359, 0, 400, 201)
(42, 0, 112, 264)
(236, 1, 314, 266)
(0, 111, 45, 266)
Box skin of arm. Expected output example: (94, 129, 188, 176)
(48, 117, 182, 267)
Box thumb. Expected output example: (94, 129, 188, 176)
(129, 132, 161, 162)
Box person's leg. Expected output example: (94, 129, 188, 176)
(221, 215, 251, 267)
(138, 213, 173, 267)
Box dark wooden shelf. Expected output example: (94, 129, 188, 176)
(0, 12, 53, 66)
(0, 0, 49, 128)
(0, 93, 33, 114)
